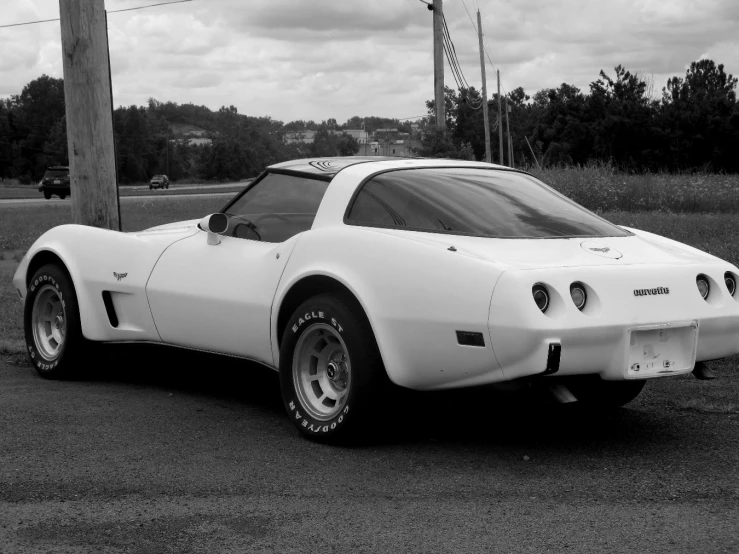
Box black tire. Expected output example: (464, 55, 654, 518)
(24, 264, 88, 379)
(43, 191, 51, 200)
(59, 194, 66, 199)
(149, 185, 153, 190)
(569, 377, 647, 408)
(279, 293, 387, 443)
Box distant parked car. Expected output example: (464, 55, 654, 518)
(38, 166, 70, 199)
(149, 175, 170, 190)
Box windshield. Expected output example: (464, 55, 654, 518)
(346, 168, 630, 239)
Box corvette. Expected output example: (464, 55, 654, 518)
(13, 157, 739, 442)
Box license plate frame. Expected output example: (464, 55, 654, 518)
(626, 320, 698, 377)
(53, 179, 60, 184)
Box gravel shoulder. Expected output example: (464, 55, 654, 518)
(1, 347, 738, 553)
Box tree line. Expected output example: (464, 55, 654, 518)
(421, 59, 739, 172)
(0, 78, 403, 183)
(1, 58, 737, 183)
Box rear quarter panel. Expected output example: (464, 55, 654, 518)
(273, 227, 505, 390)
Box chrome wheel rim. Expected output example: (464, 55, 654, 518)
(31, 284, 66, 361)
(293, 323, 351, 421)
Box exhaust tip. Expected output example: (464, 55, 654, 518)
(692, 362, 716, 380)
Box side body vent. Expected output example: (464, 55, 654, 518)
(101, 291, 119, 328)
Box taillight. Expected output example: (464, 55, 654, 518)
(696, 274, 710, 300)
(532, 284, 549, 313)
(570, 282, 587, 310)
(725, 272, 737, 296)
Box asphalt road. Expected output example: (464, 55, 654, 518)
(1, 346, 738, 553)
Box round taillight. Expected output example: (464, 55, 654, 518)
(532, 284, 549, 313)
(725, 272, 737, 296)
(696, 275, 710, 300)
(570, 282, 587, 310)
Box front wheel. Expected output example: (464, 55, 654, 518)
(24, 264, 88, 379)
(279, 293, 386, 443)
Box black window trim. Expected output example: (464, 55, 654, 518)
(342, 165, 634, 240)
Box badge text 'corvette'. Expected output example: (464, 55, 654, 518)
(633, 287, 669, 296)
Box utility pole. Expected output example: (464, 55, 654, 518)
(497, 70, 503, 165)
(477, 10, 491, 163)
(59, 0, 119, 230)
(505, 96, 512, 166)
(432, 0, 445, 131)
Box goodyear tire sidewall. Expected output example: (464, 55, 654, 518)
(23, 265, 81, 377)
(279, 296, 362, 440)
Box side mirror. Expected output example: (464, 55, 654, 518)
(199, 213, 229, 245)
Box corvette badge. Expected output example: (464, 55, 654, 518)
(113, 272, 128, 281)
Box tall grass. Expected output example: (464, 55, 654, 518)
(529, 164, 739, 213)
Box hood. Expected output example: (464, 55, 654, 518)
(368, 227, 720, 270)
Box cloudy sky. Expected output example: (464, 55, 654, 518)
(1, 0, 738, 124)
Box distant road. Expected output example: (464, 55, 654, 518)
(0, 181, 248, 207)
(0, 188, 239, 207)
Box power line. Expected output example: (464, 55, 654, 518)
(440, 13, 483, 110)
(0, 0, 192, 29)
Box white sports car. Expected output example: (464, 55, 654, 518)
(13, 157, 739, 442)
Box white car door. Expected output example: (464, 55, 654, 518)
(145, 171, 331, 366)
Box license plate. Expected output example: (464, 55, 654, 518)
(53, 179, 60, 184)
(627, 321, 698, 377)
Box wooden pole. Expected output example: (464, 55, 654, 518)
(59, 0, 119, 230)
(525, 136, 542, 170)
(433, 0, 445, 131)
(477, 10, 491, 163)
(505, 97, 512, 166)
(497, 70, 503, 165)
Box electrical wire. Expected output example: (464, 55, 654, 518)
(0, 0, 193, 29)
(440, 13, 483, 110)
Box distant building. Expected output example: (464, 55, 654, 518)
(343, 129, 368, 144)
(284, 130, 316, 144)
(284, 129, 368, 145)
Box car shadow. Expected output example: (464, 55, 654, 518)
(74, 343, 681, 455)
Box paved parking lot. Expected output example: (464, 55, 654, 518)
(1, 346, 738, 553)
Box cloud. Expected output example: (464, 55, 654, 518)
(1, 0, 737, 123)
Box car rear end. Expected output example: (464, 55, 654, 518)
(39, 166, 70, 198)
(488, 261, 739, 382)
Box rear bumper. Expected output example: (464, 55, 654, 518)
(489, 264, 739, 381)
(40, 184, 70, 193)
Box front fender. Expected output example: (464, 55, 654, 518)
(15, 223, 198, 342)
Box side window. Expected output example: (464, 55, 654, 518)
(225, 172, 329, 243)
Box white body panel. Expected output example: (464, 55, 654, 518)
(13, 158, 739, 391)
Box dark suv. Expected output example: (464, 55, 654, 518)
(39, 166, 71, 199)
(149, 175, 170, 190)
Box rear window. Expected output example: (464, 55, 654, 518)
(346, 168, 630, 239)
(43, 169, 68, 178)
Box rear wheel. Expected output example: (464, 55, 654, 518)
(43, 191, 51, 200)
(59, 194, 66, 199)
(279, 293, 387, 443)
(569, 377, 646, 407)
(24, 264, 88, 379)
